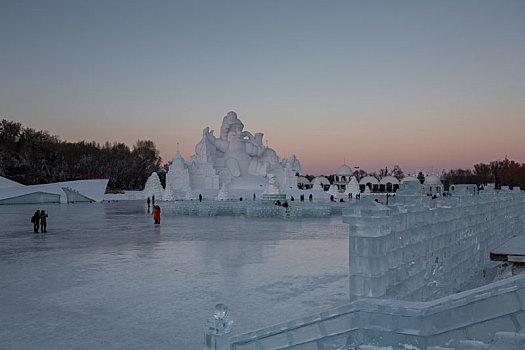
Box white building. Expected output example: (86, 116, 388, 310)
(423, 175, 444, 195)
(334, 164, 353, 192)
(0, 176, 108, 204)
(359, 175, 380, 192)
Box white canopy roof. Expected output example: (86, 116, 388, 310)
(297, 176, 311, 185)
(424, 175, 442, 185)
(312, 176, 330, 185)
(401, 176, 419, 183)
(359, 176, 379, 185)
(379, 176, 400, 185)
(336, 164, 352, 176)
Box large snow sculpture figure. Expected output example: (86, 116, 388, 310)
(202, 111, 266, 178)
(155, 111, 302, 195)
(193, 111, 300, 191)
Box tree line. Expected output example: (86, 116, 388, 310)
(0, 119, 162, 191)
(442, 158, 525, 190)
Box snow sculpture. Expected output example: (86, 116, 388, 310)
(262, 173, 286, 203)
(163, 183, 177, 201)
(184, 187, 196, 200)
(165, 151, 190, 193)
(156, 111, 302, 197)
(328, 184, 339, 198)
(263, 174, 280, 195)
(311, 177, 328, 191)
(344, 176, 360, 196)
(204, 303, 233, 350)
(216, 183, 230, 201)
(143, 172, 164, 199)
(191, 111, 300, 191)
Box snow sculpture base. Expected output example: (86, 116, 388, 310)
(261, 193, 286, 203)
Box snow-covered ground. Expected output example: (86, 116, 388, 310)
(0, 201, 349, 349)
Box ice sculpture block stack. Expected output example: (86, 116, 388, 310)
(344, 187, 525, 301)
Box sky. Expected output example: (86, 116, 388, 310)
(0, 0, 524, 175)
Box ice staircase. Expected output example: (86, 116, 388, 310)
(228, 273, 525, 350)
(61, 186, 95, 203)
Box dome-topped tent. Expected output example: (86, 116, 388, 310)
(379, 176, 400, 185)
(336, 164, 353, 176)
(379, 176, 400, 192)
(312, 176, 330, 191)
(423, 175, 444, 196)
(334, 164, 352, 191)
(424, 175, 442, 185)
(297, 176, 310, 185)
(359, 175, 379, 192)
(401, 176, 419, 183)
(359, 176, 379, 185)
(312, 176, 330, 186)
(297, 176, 311, 190)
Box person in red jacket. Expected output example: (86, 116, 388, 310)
(152, 205, 161, 224)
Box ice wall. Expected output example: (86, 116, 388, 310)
(228, 273, 525, 349)
(343, 189, 525, 302)
(161, 201, 341, 218)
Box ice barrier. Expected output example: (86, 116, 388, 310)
(162, 201, 344, 218)
(227, 273, 525, 349)
(216, 187, 525, 349)
(344, 189, 525, 301)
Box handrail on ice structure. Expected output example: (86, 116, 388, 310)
(225, 273, 525, 349)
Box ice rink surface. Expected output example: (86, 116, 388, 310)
(0, 201, 349, 349)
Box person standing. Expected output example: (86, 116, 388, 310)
(152, 195, 155, 206)
(152, 205, 161, 224)
(31, 210, 41, 233)
(40, 210, 48, 233)
(199, 194, 202, 202)
(147, 197, 151, 208)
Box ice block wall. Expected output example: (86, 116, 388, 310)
(228, 273, 525, 349)
(343, 188, 525, 302)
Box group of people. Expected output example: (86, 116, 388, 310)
(31, 210, 48, 233)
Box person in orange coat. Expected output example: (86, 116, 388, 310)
(152, 205, 161, 224)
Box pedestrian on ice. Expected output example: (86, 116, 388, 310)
(31, 210, 41, 233)
(147, 197, 151, 208)
(152, 205, 161, 224)
(40, 210, 48, 232)
(152, 195, 155, 206)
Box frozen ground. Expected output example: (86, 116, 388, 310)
(0, 201, 349, 349)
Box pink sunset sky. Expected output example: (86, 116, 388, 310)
(1, 1, 524, 175)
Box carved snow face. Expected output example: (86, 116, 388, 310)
(226, 122, 243, 141)
(226, 111, 237, 119)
